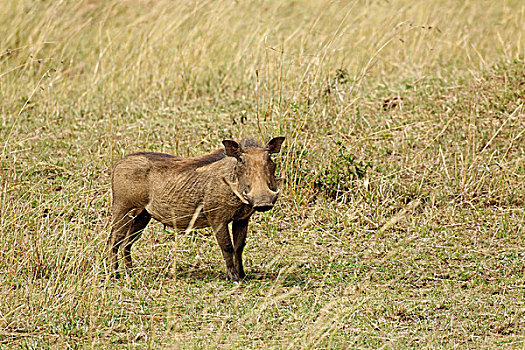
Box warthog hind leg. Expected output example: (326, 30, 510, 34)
(122, 209, 151, 271)
(109, 207, 151, 277)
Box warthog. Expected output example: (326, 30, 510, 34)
(108, 136, 285, 281)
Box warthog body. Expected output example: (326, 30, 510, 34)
(109, 136, 285, 281)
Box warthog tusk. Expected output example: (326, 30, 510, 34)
(269, 188, 280, 196)
(222, 177, 250, 205)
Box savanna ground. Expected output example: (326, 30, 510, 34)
(1, 0, 524, 348)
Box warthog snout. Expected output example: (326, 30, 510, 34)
(246, 187, 280, 212)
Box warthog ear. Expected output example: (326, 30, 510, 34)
(223, 140, 242, 159)
(265, 137, 285, 154)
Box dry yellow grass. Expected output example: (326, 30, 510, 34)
(1, 0, 524, 348)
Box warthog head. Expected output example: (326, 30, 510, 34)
(222, 137, 285, 212)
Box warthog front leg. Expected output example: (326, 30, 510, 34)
(211, 222, 242, 282)
(232, 219, 249, 280)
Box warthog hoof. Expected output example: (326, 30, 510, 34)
(227, 269, 245, 283)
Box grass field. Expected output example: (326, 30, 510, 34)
(1, 0, 524, 348)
